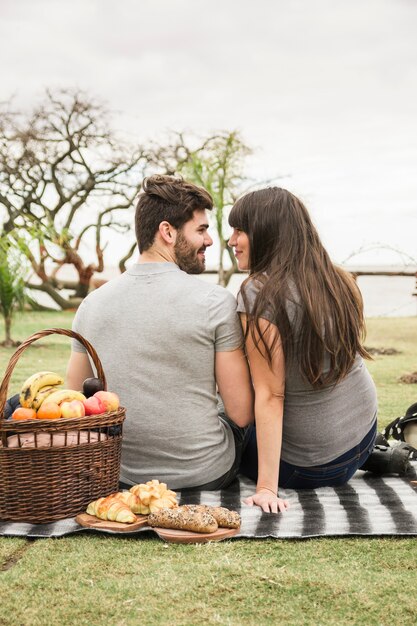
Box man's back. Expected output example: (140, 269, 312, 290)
(72, 262, 242, 488)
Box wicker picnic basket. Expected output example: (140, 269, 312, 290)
(0, 328, 126, 524)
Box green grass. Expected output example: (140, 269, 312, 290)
(0, 311, 74, 394)
(364, 317, 417, 427)
(0, 312, 417, 626)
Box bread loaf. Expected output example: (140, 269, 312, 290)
(148, 506, 218, 533)
(182, 505, 241, 529)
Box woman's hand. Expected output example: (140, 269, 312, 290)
(244, 488, 290, 514)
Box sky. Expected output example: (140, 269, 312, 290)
(1, 0, 417, 268)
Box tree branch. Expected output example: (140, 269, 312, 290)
(26, 282, 79, 309)
(119, 242, 137, 273)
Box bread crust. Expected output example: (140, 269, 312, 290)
(147, 507, 218, 533)
(86, 495, 137, 524)
(182, 505, 241, 529)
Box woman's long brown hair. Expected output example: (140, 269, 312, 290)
(229, 187, 370, 388)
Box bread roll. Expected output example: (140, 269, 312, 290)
(148, 506, 218, 533)
(111, 491, 142, 514)
(129, 480, 178, 514)
(87, 495, 137, 524)
(182, 504, 241, 529)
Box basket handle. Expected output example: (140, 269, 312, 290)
(0, 328, 107, 416)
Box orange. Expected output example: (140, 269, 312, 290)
(12, 407, 37, 421)
(36, 402, 62, 420)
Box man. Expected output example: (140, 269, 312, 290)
(67, 175, 254, 490)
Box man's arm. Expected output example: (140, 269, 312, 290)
(66, 351, 94, 391)
(215, 348, 254, 427)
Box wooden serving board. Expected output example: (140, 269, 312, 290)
(75, 513, 240, 542)
(152, 526, 239, 544)
(75, 513, 149, 532)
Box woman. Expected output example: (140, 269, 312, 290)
(228, 187, 377, 513)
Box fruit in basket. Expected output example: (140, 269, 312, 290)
(43, 389, 86, 406)
(19, 371, 64, 408)
(93, 391, 120, 412)
(83, 396, 106, 416)
(36, 402, 62, 420)
(12, 407, 37, 420)
(60, 399, 85, 418)
(32, 385, 57, 410)
(82, 377, 105, 398)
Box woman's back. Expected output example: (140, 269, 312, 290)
(229, 185, 378, 509)
(237, 278, 377, 466)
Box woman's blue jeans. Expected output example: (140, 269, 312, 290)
(240, 420, 377, 489)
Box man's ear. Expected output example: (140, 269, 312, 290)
(158, 221, 176, 245)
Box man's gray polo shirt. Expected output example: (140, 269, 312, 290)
(72, 262, 243, 488)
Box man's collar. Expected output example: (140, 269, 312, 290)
(127, 262, 180, 275)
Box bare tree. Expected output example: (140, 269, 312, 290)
(151, 131, 252, 286)
(0, 89, 147, 308)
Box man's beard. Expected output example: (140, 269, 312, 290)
(174, 231, 206, 274)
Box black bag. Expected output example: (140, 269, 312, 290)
(3, 393, 20, 419)
(383, 402, 417, 445)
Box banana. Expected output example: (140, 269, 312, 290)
(32, 385, 59, 410)
(43, 389, 86, 406)
(20, 371, 64, 408)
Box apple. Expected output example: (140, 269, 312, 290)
(60, 399, 85, 418)
(82, 377, 105, 398)
(83, 396, 106, 416)
(93, 391, 120, 412)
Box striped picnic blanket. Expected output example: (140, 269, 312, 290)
(1, 469, 416, 539)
